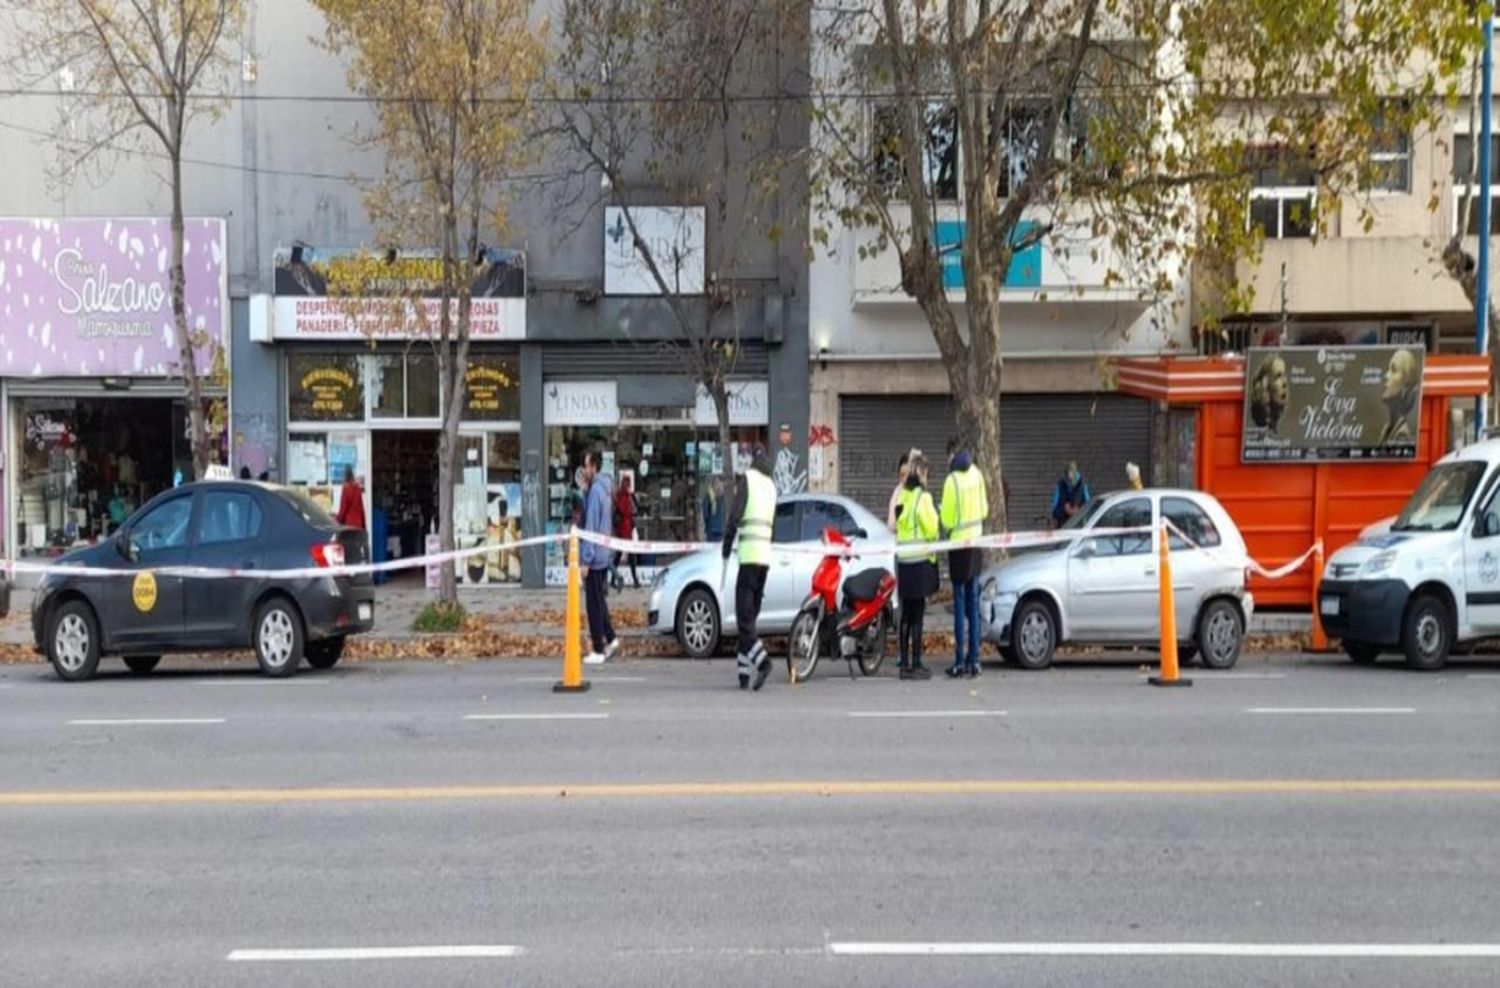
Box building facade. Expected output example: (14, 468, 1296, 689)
(0, 0, 811, 589)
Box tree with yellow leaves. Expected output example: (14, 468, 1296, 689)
(312, 0, 544, 603)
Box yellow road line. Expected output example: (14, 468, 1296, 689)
(3, 779, 1500, 807)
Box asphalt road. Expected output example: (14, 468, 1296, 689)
(3, 652, 1500, 986)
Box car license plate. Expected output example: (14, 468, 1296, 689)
(1319, 596, 1340, 617)
(358, 603, 373, 622)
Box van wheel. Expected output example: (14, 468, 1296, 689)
(1343, 641, 1380, 664)
(1402, 593, 1452, 671)
(1196, 599, 1244, 670)
(1012, 599, 1056, 670)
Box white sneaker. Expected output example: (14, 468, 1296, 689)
(605, 638, 622, 659)
(584, 652, 607, 665)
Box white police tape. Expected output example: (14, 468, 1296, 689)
(0, 521, 1324, 583)
(1162, 519, 1321, 581)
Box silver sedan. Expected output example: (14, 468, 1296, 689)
(979, 488, 1254, 670)
(648, 493, 895, 658)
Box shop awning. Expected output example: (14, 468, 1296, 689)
(1115, 354, 1491, 403)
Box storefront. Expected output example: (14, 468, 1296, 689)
(540, 377, 770, 584)
(1116, 350, 1491, 609)
(253, 245, 527, 584)
(1, 217, 228, 559)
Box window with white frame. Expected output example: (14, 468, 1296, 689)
(994, 101, 1047, 199)
(870, 101, 959, 201)
(1369, 117, 1411, 193)
(1451, 132, 1500, 236)
(1247, 149, 1316, 239)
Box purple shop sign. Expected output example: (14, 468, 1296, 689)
(0, 217, 227, 378)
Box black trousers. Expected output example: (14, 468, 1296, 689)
(585, 568, 615, 653)
(735, 563, 769, 657)
(898, 597, 927, 668)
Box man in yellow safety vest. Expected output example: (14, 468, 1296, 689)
(721, 445, 778, 690)
(940, 439, 989, 679)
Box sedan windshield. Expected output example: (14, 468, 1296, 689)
(1391, 462, 1488, 532)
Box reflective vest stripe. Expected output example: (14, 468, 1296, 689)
(738, 469, 776, 566)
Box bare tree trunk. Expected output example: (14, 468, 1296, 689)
(170, 153, 209, 479)
(965, 272, 1008, 536)
(713, 380, 734, 503)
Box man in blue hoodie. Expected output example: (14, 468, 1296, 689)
(579, 450, 620, 665)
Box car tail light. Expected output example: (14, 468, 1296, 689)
(311, 542, 346, 569)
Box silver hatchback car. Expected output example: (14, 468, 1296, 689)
(979, 489, 1253, 669)
(648, 494, 895, 658)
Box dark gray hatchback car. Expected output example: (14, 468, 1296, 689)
(31, 481, 373, 681)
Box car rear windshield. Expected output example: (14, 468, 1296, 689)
(275, 487, 338, 529)
(1392, 461, 1488, 532)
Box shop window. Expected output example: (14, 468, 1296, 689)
(407, 353, 440, 418)
(463, 353, 520, 421)
(1452, 133, 1500, 236)
(1163, 497, 1221, 552)
(486, 432, 521, 486)
(129, 495, 193, 555)
(197, 491, 263, 545)
(288, 353, 364, 422)
(371, 355, 405, 419)
(1368, 118, 1410, 194)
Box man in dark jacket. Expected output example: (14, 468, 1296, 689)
(579, 451, 619, 665)
(1051, 461, 1090, 528)
(722, 446, 777, 690)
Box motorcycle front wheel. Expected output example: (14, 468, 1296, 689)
(789, 610, 822, 682)
(857, 609, 889, 676)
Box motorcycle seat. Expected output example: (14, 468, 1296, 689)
(842, 567, 888, 606)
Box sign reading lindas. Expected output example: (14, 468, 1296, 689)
(604, 207, 705, 296)
(1241, 346, 1424, 463)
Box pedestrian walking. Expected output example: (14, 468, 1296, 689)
(894, 451, 938, 680)
(886, 450, 913, 531)
(722, 445, 777, 691)
(611, 472, 640, 591)
(335, 465, 366, 531)
(579, 450, 620, 665)
(940, 440, 988, 679)
(1051, 461, 1091, 527)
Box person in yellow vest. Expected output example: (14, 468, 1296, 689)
(722, 445, 778, 691)
(894, 451, 939, 681)
(940, 439, 989, 678)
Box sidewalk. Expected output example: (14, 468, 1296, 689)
(0, 582, 656, 648)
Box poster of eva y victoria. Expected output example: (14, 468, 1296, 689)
(1241, 346, 1424, 463)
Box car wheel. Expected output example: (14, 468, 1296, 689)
(305, 637, 345, 670)
(1402, 593, 1452, 671)
(1344, 641, 1380, 664)
(123, 655, 161, 675)
(1012, 598, 1056, 670)
(48, 600, 101, 682)
(998, 644, 1019, 664)
(789, 610, 821, 682)
(1177, 644, 1201, 667)
(254, 597, 304, 678)
(857, 608, 888, 677)
(1196, 599, 1244, 670)
(676, 588, 720, 659)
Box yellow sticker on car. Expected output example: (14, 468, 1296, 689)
(132, 571, 158, 613)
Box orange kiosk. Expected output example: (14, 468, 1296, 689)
(1116, 354, 1491, 609)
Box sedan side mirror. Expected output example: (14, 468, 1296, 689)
(117, 533, 138, 562)
(854, 527, 869, 540)
(1485, 513, 1500, 538)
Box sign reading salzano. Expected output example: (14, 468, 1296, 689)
(270, 246, 525, 340)
(0, 217, 227, 377)
(1241, 346, 1424, 463)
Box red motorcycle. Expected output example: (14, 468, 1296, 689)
(787, 528, 896, 682)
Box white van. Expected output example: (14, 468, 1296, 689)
(1319, 438, 1500, 670)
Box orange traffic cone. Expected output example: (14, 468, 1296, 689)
(1150, 521, 1192, 688)
(553, 530, 591, 693)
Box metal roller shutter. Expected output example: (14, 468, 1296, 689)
(543, 342, 770, 378)
(839, 393, 1152, 532)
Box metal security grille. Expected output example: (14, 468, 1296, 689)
(542, 342, 770, 378)
(839, 393, 1152, 531)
